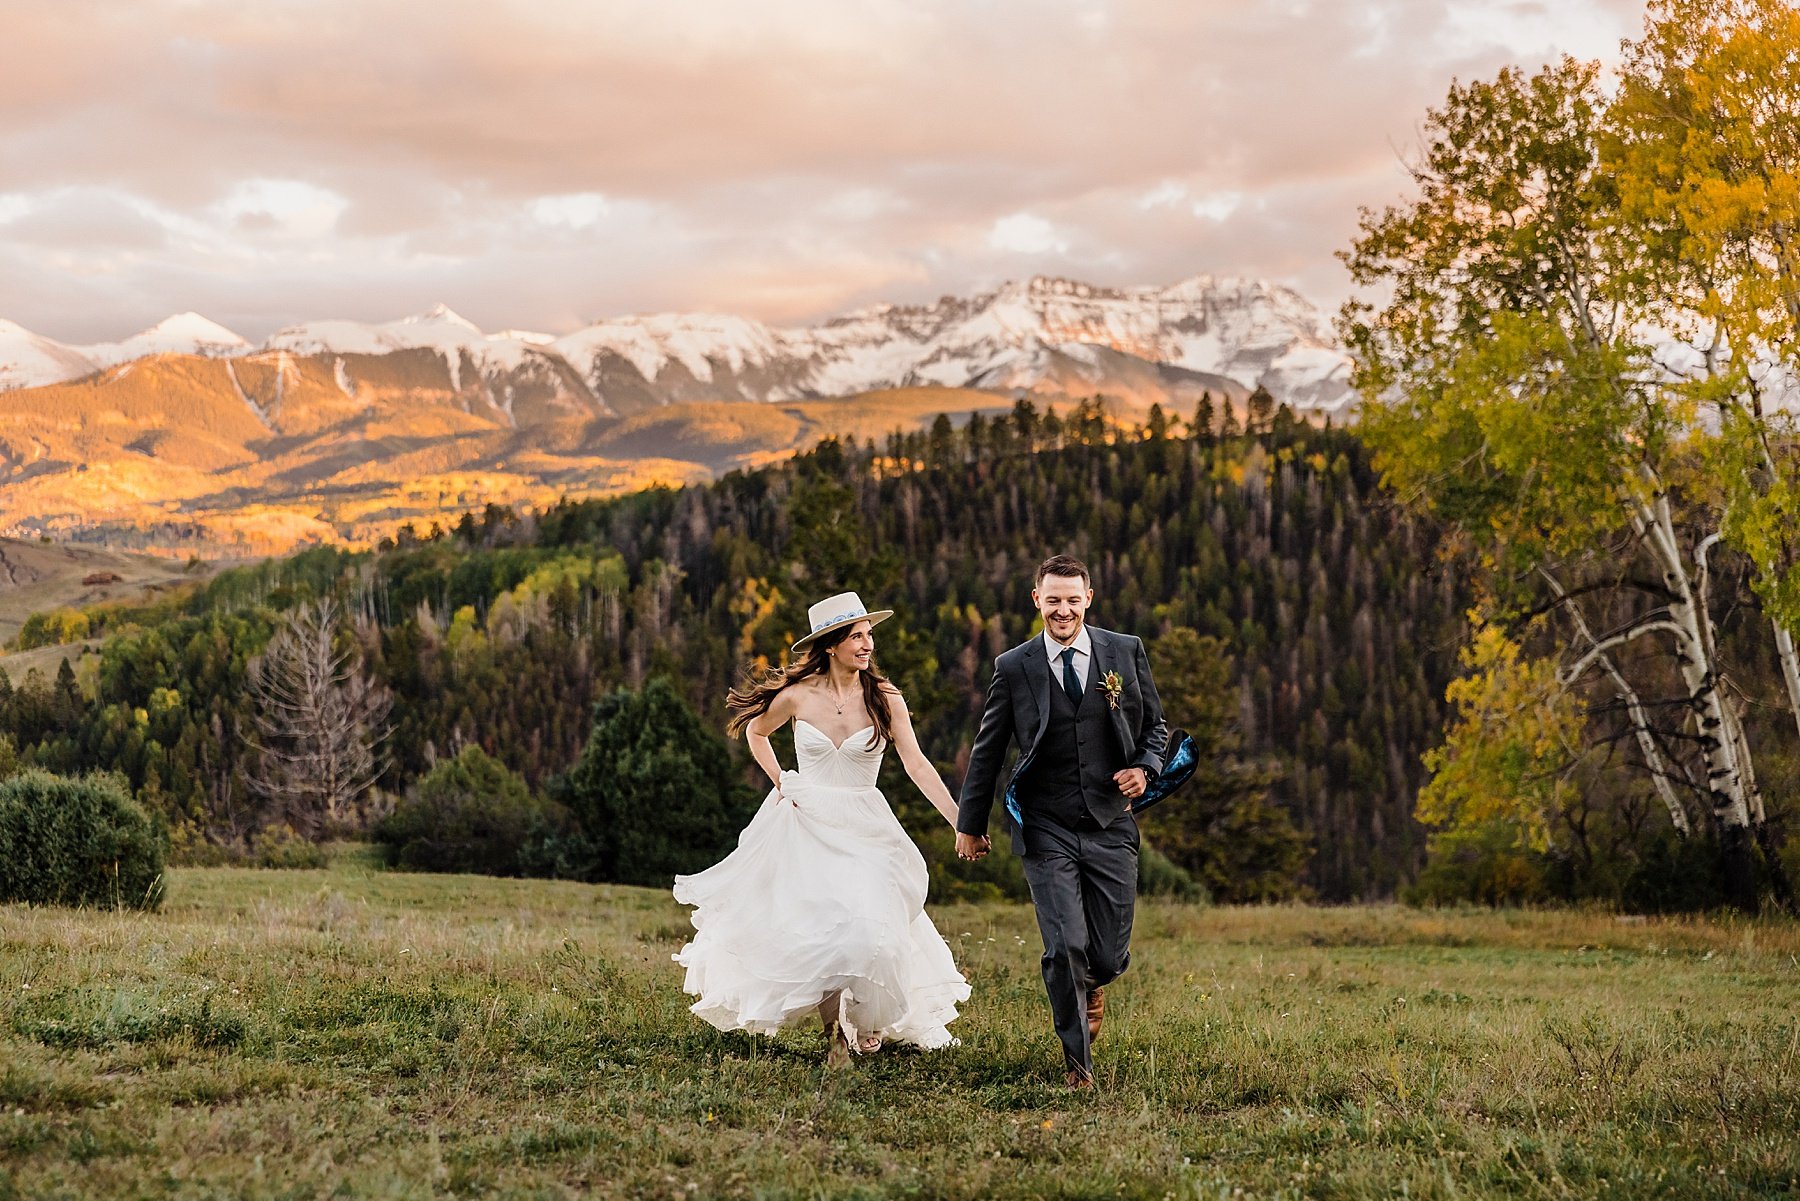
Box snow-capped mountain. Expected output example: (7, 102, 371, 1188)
(550, 275, 1353, 413)
(0, 313, 251, 387)
(0, 319, 99, 391)
(0, 276, 1356, 413)
(262, 302, 596, 423)
(265, 302, 550, 369)
(83, 312, 250, 369)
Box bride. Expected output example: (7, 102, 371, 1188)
(672, 592, 971, 1066)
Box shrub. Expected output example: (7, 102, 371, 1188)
(166, 822, 238, 867)
(1404, 820, 1547, 907)
(16, 607, 90, 651)
(925, 834, 1028, 904)
(0, 770, 167, 909)
(1139, 843, 1208, 901)
(249, 823, 332, 869)
(553, 678, 752, 886)
(165, 822, 335, 869)
(375, 746, 565, 876)
(1619, 830, 1730, 914)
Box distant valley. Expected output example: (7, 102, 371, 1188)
(0, 275, 1354, 554)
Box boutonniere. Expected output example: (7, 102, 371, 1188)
(1100, 670, 1124, 711)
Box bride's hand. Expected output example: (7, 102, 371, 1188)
(955, 832, 989, 861)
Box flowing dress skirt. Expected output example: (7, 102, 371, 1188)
(673, 768, 968, 1048)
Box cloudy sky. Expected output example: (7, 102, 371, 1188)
(2, 0, 1643, 343)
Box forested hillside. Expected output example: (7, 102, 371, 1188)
(0, 402, 1469, 899)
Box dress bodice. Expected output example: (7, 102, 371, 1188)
(794, 719, 885, 788)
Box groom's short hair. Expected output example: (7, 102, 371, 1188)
(1035, 554, 1091, 588)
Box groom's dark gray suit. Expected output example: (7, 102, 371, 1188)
(957, 625, 1168, 1078)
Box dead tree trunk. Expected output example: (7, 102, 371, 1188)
(245, 598, 392, 837)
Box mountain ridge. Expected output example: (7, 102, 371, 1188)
(0, 275, 1356, 554)
(1, 274, 1354, 414)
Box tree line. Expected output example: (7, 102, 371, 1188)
(0, 405, 1473, 902)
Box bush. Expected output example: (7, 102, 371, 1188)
(1619, 829, 1730, 914)
(249, 823, 332, 869)
(16, 607, 90, 651)
(375, 746, 566, 876)
(1404, 820, 1547, 907)
(1139, 842, 1208, 901)
(165, 821, 338, 869)
(166, 823, 238, 867)
(0, 770, 167, 909)
(924, 831, 1029, 904)
(553, 678, 752, 886)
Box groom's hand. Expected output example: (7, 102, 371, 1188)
(955, 832, 990, 861)
(1113, 767, 1148, 801)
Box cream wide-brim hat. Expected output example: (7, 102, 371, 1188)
(790, 591, 894, 654)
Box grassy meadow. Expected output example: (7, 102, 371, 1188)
(2, 854, 1797, 1200)
(0, 536, 209, 650)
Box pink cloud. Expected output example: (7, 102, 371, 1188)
(0, 0, 1641, 341)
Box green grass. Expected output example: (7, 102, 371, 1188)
(2, 855, 1797, 1199)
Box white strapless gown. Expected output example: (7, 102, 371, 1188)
(672, 720, 969, 1049)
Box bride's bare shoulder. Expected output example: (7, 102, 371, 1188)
(763, 684, 804, 719)
(773, 677, 829, 721)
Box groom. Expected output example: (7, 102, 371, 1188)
(956, 554, 1168, 1089)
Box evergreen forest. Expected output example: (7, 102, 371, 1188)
(5, 400, 1793, 906)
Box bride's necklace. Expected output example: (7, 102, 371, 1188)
(826, 676, 857, 715)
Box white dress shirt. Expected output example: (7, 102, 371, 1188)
(1042, 626, 1093, 694)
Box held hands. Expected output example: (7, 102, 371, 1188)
(955, 832, 991, 862)
(952, 771, 1147, 861)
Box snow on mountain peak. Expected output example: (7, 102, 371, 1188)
(149, 311, 245, 338)
(263, 308, 572, 384)
(540, 274, 1355, 411)
(1020, 275, 1114, 301)
(0, 319, 101, 390)
(0, 275, 1358, 411)
(404, 303, 482, 332)
(267, 307, 487, 357)
(141, 312, 250, 350)
(80, 312, 250, 369)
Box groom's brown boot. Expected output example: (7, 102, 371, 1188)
(1085, 987, 1105, 1044)
(1065, 1066, 1093, 1090)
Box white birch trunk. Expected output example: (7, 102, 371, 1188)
(1545, 568, 1693, 835)
(1632, 485, 1756, 834)
(1773, 623, 1800, 745)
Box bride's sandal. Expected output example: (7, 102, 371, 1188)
(857, 1032, 883, 1054)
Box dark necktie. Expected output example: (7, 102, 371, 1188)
(1060, 646, 1082, 700)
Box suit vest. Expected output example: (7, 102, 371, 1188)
(1020, 661, 1126, 826)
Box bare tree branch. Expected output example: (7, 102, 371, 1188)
(244, 598, 392, 835)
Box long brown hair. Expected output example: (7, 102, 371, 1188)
(726, 624, 895, 749)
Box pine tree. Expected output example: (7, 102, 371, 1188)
(554, 678, 751, 886)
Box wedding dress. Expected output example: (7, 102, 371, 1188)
(672, 719, 969, 1049)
